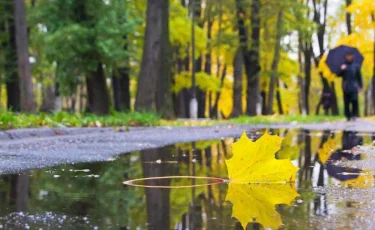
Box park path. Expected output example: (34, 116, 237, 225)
(0, 118, 374, 174)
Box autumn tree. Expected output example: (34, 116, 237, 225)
(35, 0, 134, 115)
(236, 0, 261, 116)
(231, 49, 243, 117)
(311, 0, 340, 116)
(14, 0, 36, 112)
(267, 10, 283, 114)
(0, 1, 21, 111)
(346, 0, 375, 114)
(135, 0, 173, 119)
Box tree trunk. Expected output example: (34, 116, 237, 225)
(155, 0, 174, 119)
(192, 0, 205, 118)
(297, 37, 306, 114)
(235, 0, 261, 116)
(276, 80, 284, 114)
(15, 173, 30, 212)
(141, 148, 171, 230)
(330, 82, 339, 115)
(14, 0, 36, 113)
(312, 0, 338, 115)
(315, 74, 330, 115)
(40, 79, 55, 112)
(6, 80, 21, 112)
(365, 87, 369, 116)
(176, 91, 187, 117)
(86, 63, 110, 115)
(345, 0, 352, 35)
(135, 0, 167, 113)
(261, 90, 267, 115)
(1, 1, 20, 112)
(231, 49, 243, 117)
(112, 35, 131, 112)
(267, 10, 283, 115)
(210, 65, 227, 118)
(247, 0, 261, 116)
(54, 81, 62, 112)
(204, 8, 213, 119)
(303, 44, 312, 115)
(112, 67, 130, 112)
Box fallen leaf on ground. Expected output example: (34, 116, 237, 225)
(225, 131, 300, 229)
(225, 131, 299, 183)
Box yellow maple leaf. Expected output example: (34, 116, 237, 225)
(226, 131, 299, 183)
(226, 183, 299, 229)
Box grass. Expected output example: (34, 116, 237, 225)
(161, 115, 345, 126)
(230, 115, 345, 125)
(0, 111, 346, 130)
(0, 111, 160, 130)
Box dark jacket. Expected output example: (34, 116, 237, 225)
(338, 62, 363, 93)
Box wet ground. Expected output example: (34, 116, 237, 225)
(2, 119, 375, 175)
(0, 129, 374, 229)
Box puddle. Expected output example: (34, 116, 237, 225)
(0, 129, 374, 229)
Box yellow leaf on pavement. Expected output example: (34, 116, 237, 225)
(225, 131, 299, 183)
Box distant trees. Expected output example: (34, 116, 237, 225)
(14, 0, 36, 113)
(235, 0, 261, 116)
(0, 0, 366, 118)
(32, 0, 132, 115)
(2, 1, 20, 111)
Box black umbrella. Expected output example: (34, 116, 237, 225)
(325, 45, 364, 75)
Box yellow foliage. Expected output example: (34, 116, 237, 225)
(277, 130, 301, 160)
(318, 54, 337, 82)
(280, 85, 300, 115)
(226, 183, 299, 229)
(339, 0, 375, 86)
(173, 71, 221, 93)
(278, 53, 299, 83)
(225, 131, 299, 183)
(218, 77, 233, 118)
(346, 0, 375, 30)
(318, 137, 337, 164)
(342, 171, 374, 188)
(170, 1, 206, 58)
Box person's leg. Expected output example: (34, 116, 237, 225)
(343, 93, 351, 121)
(352, 92, 359, 118)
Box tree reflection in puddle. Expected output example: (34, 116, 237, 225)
(0, 129, 374, 229)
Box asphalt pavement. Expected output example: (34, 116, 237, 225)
(0, 119, 374, 174)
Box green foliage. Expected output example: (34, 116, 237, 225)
(30, 0, 140, 95)
(0, 111, 160, 130)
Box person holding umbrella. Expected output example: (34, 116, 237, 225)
(338, 51, 363, 121)
(325, 45, 364, 121)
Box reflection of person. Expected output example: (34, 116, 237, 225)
(326, 131, 362, 182)
(342, 131, 363, 150)
(339, 52, 363, 121)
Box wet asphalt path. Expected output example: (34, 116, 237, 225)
(0, 119, 374, 174)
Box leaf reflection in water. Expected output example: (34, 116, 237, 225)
(226, 183, 299, 230)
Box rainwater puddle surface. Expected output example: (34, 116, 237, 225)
(0, 129, 375, 229)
